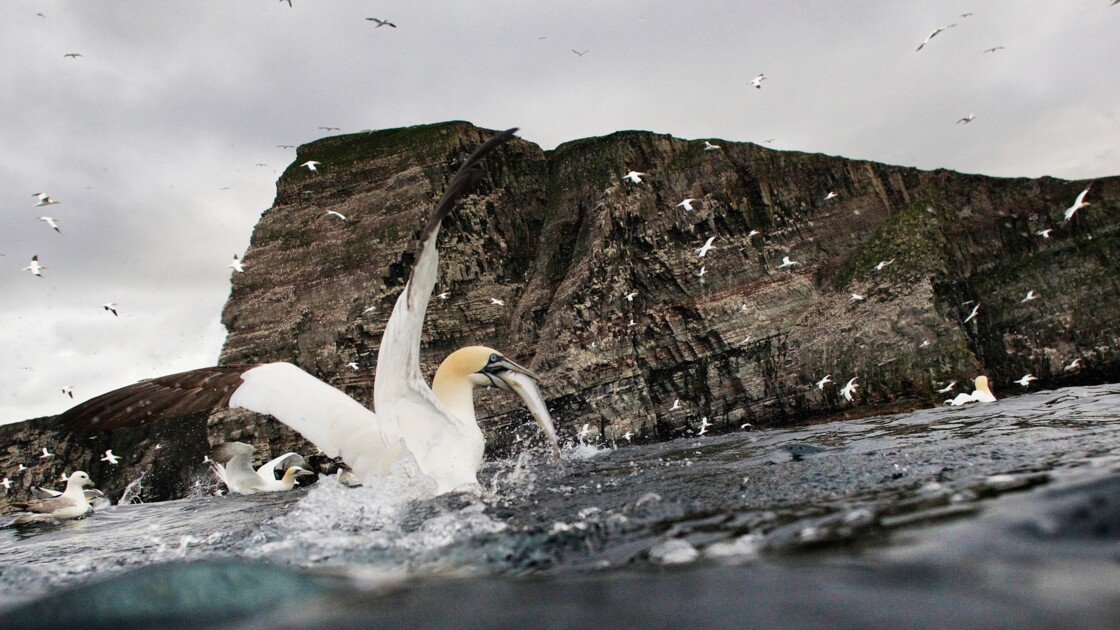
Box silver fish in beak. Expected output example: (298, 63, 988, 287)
(481, 355, 561, 460)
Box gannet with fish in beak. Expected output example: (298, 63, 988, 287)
(55, 128, 559, 494)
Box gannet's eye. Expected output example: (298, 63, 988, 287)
(489, 353, 500, 364)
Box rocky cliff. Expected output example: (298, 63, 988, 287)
(4, 120, 1118, 504)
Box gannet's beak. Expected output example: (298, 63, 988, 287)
(481, 357, 561, 461)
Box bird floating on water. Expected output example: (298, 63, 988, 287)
(300, 160, 321, 171)
(840, 378, 858, 401)
(229, 254, 244, 273)
(23, 255, 45, 277)
(8, 471, 95, 525)
(1014, 374, 1037, 387)
(54, 129, 559, 495)
(366, 17, 396, 28)
(38, 216, 60, 233)
(210, 442, 313, 495)
(1063, 187, 1090, 222)
(33, 193, 59, 207)
(623, 170, 647, 184)
(947, 376, 997, 405)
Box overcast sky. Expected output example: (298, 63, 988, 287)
(3, 1, 1118, 424)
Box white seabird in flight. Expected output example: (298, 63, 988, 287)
(695, 236, 716, 258)
(823, 191, 838, 201)
(23, 255, 46, 277)
(1063, 358, 1082, 372)
(623, 170, 647, 184)
(703, 141, 721, 151)
(1035, 229, 1052, 238)
(850, 293, 864, 302)
(874, 259, 895, 272)
(750, 73, 766, 89)
(624, 291, 638, 302)
(38, 216, 61, 233)
(963, 303, 980, 324)
(1021, 290, 1037, 303)
(326, 210, 348, 221)
(8, 471, 95, 525)
(33, 193, 59, 206)
(956, 113, 975, 125)
(936, 381, 957, 394)
(676, 198, 697, 212)
(300, 160, 321, 171)
(229, 254, 245, 273)
(840, 378, 858, 401)
(916, 24, 955, 51)
(983, 46, 1005, 53)
(1063, 187, 1090, 222)
(1013, 374, 1037, 387)
(366, 17, 396, 28)
(777, 256, 801, 269)
(40, 447, 53, 459)
(54, 129, 560, 495)
(669, 399, 681, 411)
(816, 375, 832, 390)
(209, 442, 313, 495)
(103, 302, 119, 316)
(489, 297, 505, 306)
(947, 376, 996, 405)
(100, 450, 120, 465)
(61, 386, 74, 398)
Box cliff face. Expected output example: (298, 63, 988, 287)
(211, 121, 1120, 457)
(5, 120, 1117, 507)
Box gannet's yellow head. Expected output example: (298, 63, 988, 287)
(433, 346, 559, 458)
(974, 375, 990, 393)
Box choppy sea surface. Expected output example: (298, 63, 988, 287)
(3, 385, 1120, 628)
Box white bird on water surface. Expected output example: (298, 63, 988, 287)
(54, 129, 560, 495)
(8, 471, 95, 525)
(947, 376, 997, 406)
(209, 442, 312, 495)
(1063, 187, 1091, 222)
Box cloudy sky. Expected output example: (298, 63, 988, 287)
(2, 0, 1118, 424)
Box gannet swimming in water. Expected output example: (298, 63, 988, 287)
(1063, 187, 1090, 222)
(209, 442, 313, 495)
(38, 216, 61, 233)
(9, 471, 94, 525)
(947, 376, 996, 405)
(54, 129, 559, 495)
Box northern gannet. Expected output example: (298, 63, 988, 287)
(1064, 358, 1082, 372)
(623, 170, 647, 184)
(571, 49, 589, 57)
(777, 256, 800, 269)
(38, 216, 61, 233)
(63, 53, 83, 58)
(824, 191, 838, 201)
(33, 193, 59, 206)
(326, 210, 348, 221)
(983, 46, 1005, 53)
(669, 399, 681, 411)
(300, 160, 321, 171)
(624, 291, 638, 302)
(1063, 187, 1090, 222)
(209, 442, 313, 495)
(61, 386, 74, 398)
(936, 381, 957, 394)
(23, 255, 46, 277)
(55, 129, 559, 494)
(695, 236, 716, 258)
(703, 141, 721, 151)
(8, 471, 94, 525)
(849, 293, 864, 302)
(676, 198, 697, 211)
(1035, 228, 1052, 238)
(916, 24, 955, 51)
(816, 375, 832, 390)
(750, 73, 766, 89)
(873, 258, 895, 271)
(229, 254, 244, 272)
(100, 449, 121, 465)
(956, 113, 975, 124)
(840, 378, 858, 401)
(1014, 374, 1037, 387)
(1021, 290, 1037, 303)
(947, 376, 996, 405)
(103, 302, 119, 316)
(964, 303, 980, 323)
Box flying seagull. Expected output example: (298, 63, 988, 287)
(301, 160, 321, 171)
(750, 73, 766, 89)
(33, 193, 59, 206)
(703, 141, 721, 151)
(63, 53, 82, 58)
(38, 216, 61, 233)
(366, 18, 396, 28)
(23, 255, 45, 277)
(571, 49, 589, 57)
(676, 198, 697, 211)
(1014, 374, 1037, 387)
(53, 129, 558, 496)
(100, 450, 120, 465)
(103, 302, 119, 316)
(623, 170, 647, 184)
(916, 24, 956, 51)
(840, 378, 858, 401)
(983, 46, 1005, 53)
(1063, 187, 1091, 222)
(957, 113, 976, 124)
(229, 254, 244, 273)
(61, 386, 74, 398)
(777, 256, 800, 269)
(816, 375, 832, 390)
(936, 381, 957, 394)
